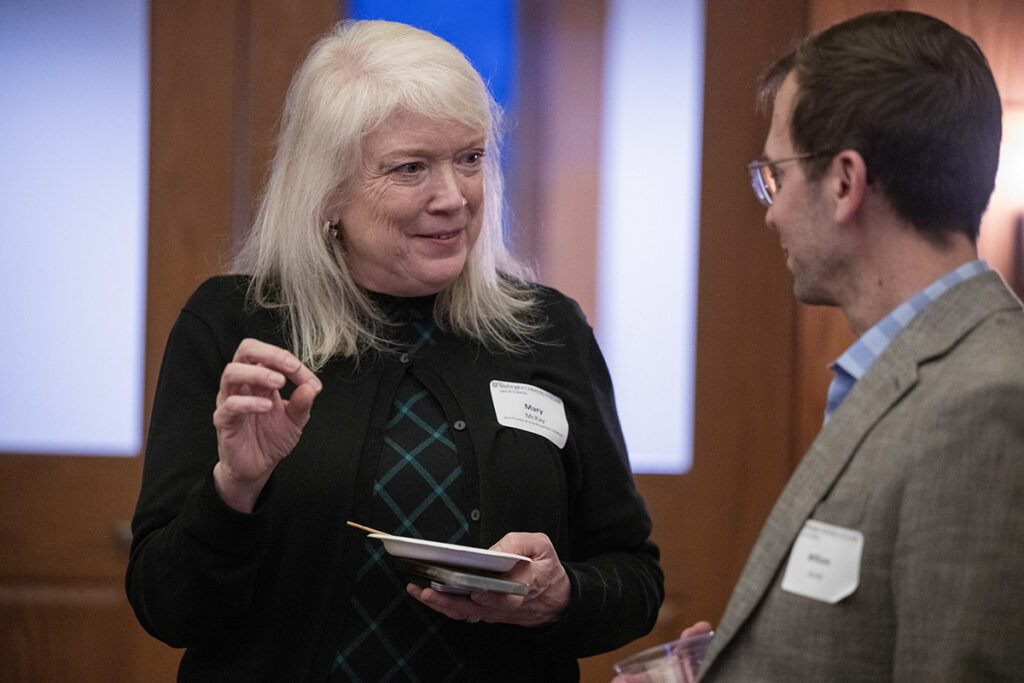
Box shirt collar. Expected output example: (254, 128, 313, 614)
(824, 259, 989, 421)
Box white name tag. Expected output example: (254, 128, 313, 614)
(781, 519, 863, 604)
(489, 380, 569, 449)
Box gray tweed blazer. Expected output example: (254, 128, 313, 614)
(700, 271, 1024, 682)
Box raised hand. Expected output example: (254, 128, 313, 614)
(212, 338, 322, 512)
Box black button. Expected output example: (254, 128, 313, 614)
(470, 509, 481, 522)
(453, 420, 467, 431)
(399, 353, 410, 364)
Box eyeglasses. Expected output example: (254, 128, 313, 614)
(747, 153, 828, 207)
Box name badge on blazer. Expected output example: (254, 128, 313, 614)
(781, 519, 863, 604)
(489, 380, 569, 448)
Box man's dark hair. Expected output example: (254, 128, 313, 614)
(759, 11, 1002, 242)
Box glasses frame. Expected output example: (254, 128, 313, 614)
(747, 152, 830, 207)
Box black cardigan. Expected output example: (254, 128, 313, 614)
(126, 275, 663, 681)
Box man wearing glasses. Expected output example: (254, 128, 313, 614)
(693, 10, 1024, 681)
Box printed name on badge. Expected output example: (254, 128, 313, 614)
(781, 519, 863, 604)
(489, 380, 569, 448)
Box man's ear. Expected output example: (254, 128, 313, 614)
(829, 149, 868, 224)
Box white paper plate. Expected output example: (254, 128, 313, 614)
(368, 534, 531, 572)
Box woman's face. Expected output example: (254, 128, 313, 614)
(334, 109, 486, 297)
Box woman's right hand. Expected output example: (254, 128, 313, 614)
(212, 338, 322, 512)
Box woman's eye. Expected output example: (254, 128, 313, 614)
(394, 162, 424, 175)
(458, 151, 484, 171)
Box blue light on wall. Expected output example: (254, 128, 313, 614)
(348, 0, 518, 112)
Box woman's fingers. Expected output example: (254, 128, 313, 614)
(218, 339, 323, 422)
(284, 380, 320, 427)
(232, 338, 321, 390)
(218, 361, 286, 400)
(213, 394, 275, 429)
(405, 584, 469, 621)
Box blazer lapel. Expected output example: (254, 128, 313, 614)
(699, 359, 916, 674)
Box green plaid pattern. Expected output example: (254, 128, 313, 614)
(333, 305, 470, 681)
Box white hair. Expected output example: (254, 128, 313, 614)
(234, 20, 540, 369)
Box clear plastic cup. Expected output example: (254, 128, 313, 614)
(613, 631, 714, 682)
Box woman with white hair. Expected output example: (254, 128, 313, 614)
(127, 20, 662, 681)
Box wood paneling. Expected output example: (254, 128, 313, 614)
(515, 0, 607, 321)
(0, 456, 139, 580)
(146, 0, 237, 404)
(0, 584, 180, 682)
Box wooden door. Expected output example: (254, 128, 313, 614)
(0, 456, 181, 681)
(0, 2, 338, 681)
